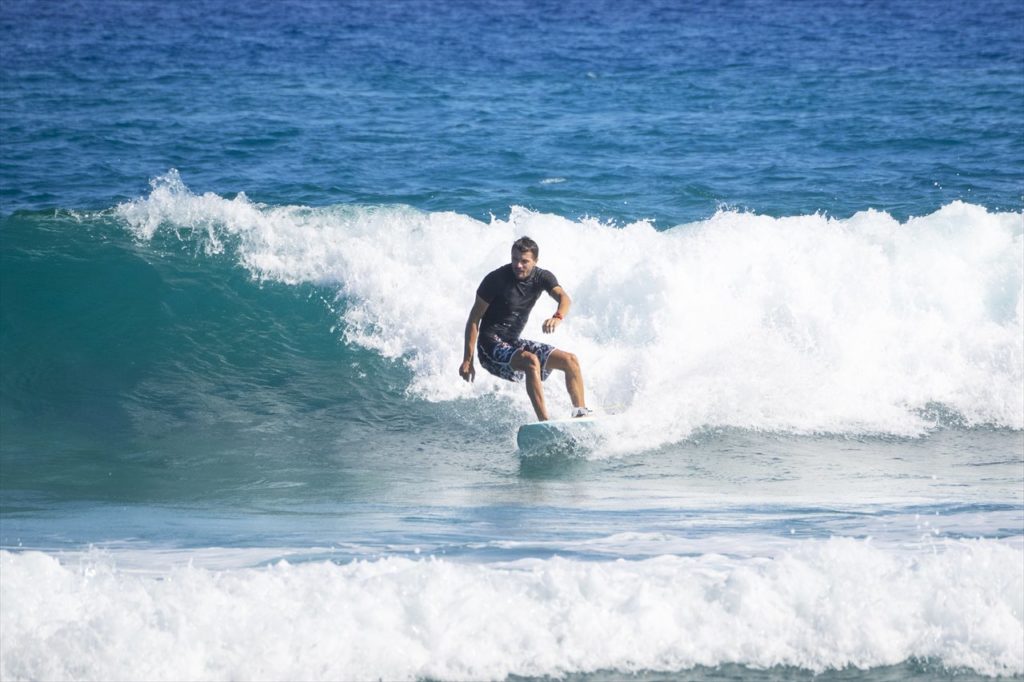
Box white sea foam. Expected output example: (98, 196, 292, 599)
(1, 539, 1021, 681)
(117, 172, 1024, 447)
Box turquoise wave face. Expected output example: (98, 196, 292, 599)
(0, 210, 462, 504)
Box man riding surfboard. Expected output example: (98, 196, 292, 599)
(459, 236, 591, 422)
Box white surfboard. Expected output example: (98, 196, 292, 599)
(516, 416, 599, 452)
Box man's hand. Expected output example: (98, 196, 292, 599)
(459, 359, 476, 382)
(542, 317, 562, 334)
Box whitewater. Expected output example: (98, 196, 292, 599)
(2, 541, 1022, 681)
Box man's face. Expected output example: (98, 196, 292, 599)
(511, 248, 536, 280)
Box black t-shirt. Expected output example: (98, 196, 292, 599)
(476, 264, 559, 342)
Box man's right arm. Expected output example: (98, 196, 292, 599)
(459, 295, 490, 383)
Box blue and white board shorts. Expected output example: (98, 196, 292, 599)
(478, 336, 555, 383)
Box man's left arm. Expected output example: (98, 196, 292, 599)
(542, 285, 571, 334)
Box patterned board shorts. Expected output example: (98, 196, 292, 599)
(478, 336, 556, 383)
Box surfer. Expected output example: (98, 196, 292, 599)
(459, 236, 590, 421)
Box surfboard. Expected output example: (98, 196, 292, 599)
(516, 416, 599, 452)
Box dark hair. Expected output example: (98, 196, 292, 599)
(512, 236, 539, 260)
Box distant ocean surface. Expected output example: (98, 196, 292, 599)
(1, 1, 1022, 680)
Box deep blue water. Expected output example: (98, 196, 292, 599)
(1, 1, 1022, 680)
(3, 0, 1022, 222)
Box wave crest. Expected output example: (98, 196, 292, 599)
(117, 172, 1024, 442)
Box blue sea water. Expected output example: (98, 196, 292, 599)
(1, 0, 1023, 680)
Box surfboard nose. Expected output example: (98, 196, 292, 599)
(516, 417, 598, 452)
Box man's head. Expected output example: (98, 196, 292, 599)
(511, 236, 539, 280)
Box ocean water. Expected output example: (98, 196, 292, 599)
(1, 1, 1022, 680)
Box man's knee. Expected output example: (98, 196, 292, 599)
(517, 350, 542, 373)
(562, 351, 580, 373)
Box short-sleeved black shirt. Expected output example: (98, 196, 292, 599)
(476, 264, 559, 342)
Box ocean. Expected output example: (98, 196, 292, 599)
(1, 0, 1022, 680)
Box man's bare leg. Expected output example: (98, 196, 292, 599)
(546, 349, 586, 410)
(511, 350, 548, 421)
